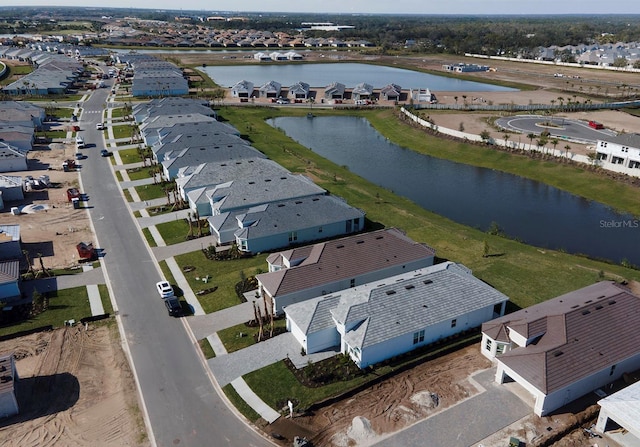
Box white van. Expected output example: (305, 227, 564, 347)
(75, 136, 85, 149)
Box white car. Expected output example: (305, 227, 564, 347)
(75, 136, 85, 148)
(96, 122, 104, 130)
(156, 281, 174, 298)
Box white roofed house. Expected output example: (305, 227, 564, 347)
(256, 228, 436, 314)
(258, 80, 282, 98)
(595, 379, 640, 439)
(0, 143, 27, 173)
(231, 80, 254, 98)
(285, 262, 509, 368)
(352, 82, 374, 101)
(288, 81, 310, 100)
(209, 195, 365, 252)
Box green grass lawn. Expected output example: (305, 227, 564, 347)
(174, 251, 267, 313)
(141, 227, 157, 247)
(115, 170, 124, 182)
(155, 219, 211, 246)
(98, 284, 114, 315)
(126, 167, 154, 181)
(50, 107, 74, 119)
(223, 384, 260, 422)
(198, 338, 216, 359)
(110, 107, 127, 119)
(123, 189, 133, 202)
(0, 286, 92, 337)
(134, 183, 167, 201)
(118, 148, 143, 165)
(218, 106, 640, 310)
(218, 318, 287, 353)
(37, 130, 66, 138)
(112, 123, 138, 140)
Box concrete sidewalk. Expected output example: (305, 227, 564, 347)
(231, 378, 280, 423)
(83, 265, 105, 315)
(137, 209, 191, 228)
(187, 301, 255, 340)
(151, 235, 218, 261)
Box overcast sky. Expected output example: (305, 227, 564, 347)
(10, 1, 640, 15)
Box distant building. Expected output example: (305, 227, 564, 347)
(595, 134, 640, 170)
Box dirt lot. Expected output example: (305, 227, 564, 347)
(1, 142, 93, 270)
(0, 324, 148, 447)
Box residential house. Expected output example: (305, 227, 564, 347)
(595, 379, 640, 439)
(0, 353, 18, 419)
(0, 124, 35, 152)
(286, 261, 508, 368)
(0, 225, 21, 260)
(231, 80, 254, 98)
(0, 259, 21, 304)
(0, 143, 28, 172)
(288, 81, 310, 100)
(380, 84, 402, 101)
(0, 175, 24, 202)
(258, 80, 282, 99)
(352, 83, 374, 101)
(144, 121, 240, 152)
(187, 168, 326, 217)
(409, 88, 437, 103)
(481, 281, 640, 416)
(324, 82, 345, 100)
(595, 134, 640, 170)
(161, 143, 264, 180)
(256, 228, 436, 314)
(150, 130, 248, 163)
(0, 101, 45, 128)
(209, 194, 365, 251)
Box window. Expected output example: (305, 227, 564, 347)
(496, 344, 506, 355)
(451, 319, 457, 328)
(239, 239, 248, 251)
(350, 279, 355, 288)
(413, 330, 425, 345)
(288, 231, 297, 242)
(485, 339, 493, 352)
(493, 303, 502, 316)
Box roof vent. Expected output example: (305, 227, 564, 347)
(553, 351, 564, 357)
(595, 305, 603, 310)
(423, 279, 433, 285)
(570, 305, 579, 309)
(405, 285, 415, 290)
(386, 290, 396, 295)
(356, 240, 364, 244)
(375, 236, 383, 240)
(336, 245, 344, 249)
(582, 310, 591, 315)
(608, 300, 617, 305)
(584, 300, 593, 304)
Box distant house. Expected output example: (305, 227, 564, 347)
(442, 63, 490, 73)
(0, 124, 35, 152)
(285, 262, 508, 368)
(324, 82, 345, 100)
(0, 101, 45, 128)
(288, 81, 310, 100)
(351, 82, 374, 101)
(595, 379, 640, 438)
(0, 175, 24, 203)
(0, 352, 18, 419)
(409, 88, 437, 103)
(0, 225, 21, 261)
(380, 84, 402, 101)
(231, 80, 254, 98)
(256, 228, 436, 314)
(595, 134, 640, 170)
(0, 143, 27, 173)
(258, 80, 282, 98)
(209, 194, 365, 252)
(0, 259, 21, 304)
(481, 281, 640, 416)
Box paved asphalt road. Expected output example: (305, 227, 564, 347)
(496, 114, 616, 143)
(78, 73, 270, 447)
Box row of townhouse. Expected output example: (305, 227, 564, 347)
(115, 53, 188, 97)
(0, 101, 44, 176)
(230, 80, 412, 102)
(595, 133, 640, 170)
(136, 97, 365, 254)
(1, 48, 86, 96)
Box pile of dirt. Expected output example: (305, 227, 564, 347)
(0, 325, 148, 447)
(293, 345, 491, 446)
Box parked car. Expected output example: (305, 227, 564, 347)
(75, 136, 85, 148)
(100, 149, 111, 157)
(96, 122, 104, 130)
(156, 281, 174, 298)
(164, 296, 182, 317)
(276, 98, 289, 104)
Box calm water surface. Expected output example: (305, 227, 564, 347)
(201, 63, 518, 91)
(268, 116, 639, 265)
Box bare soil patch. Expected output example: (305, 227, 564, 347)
(265, 345, 491, 446)
(0, 143, 94, 269)
(0, 324, 148, 447)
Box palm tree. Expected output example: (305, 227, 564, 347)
(551, 138, 559, 155)
(564, 144, 571, 158)
(527, 133, 536, 150)
(503, 132, 510, 148)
